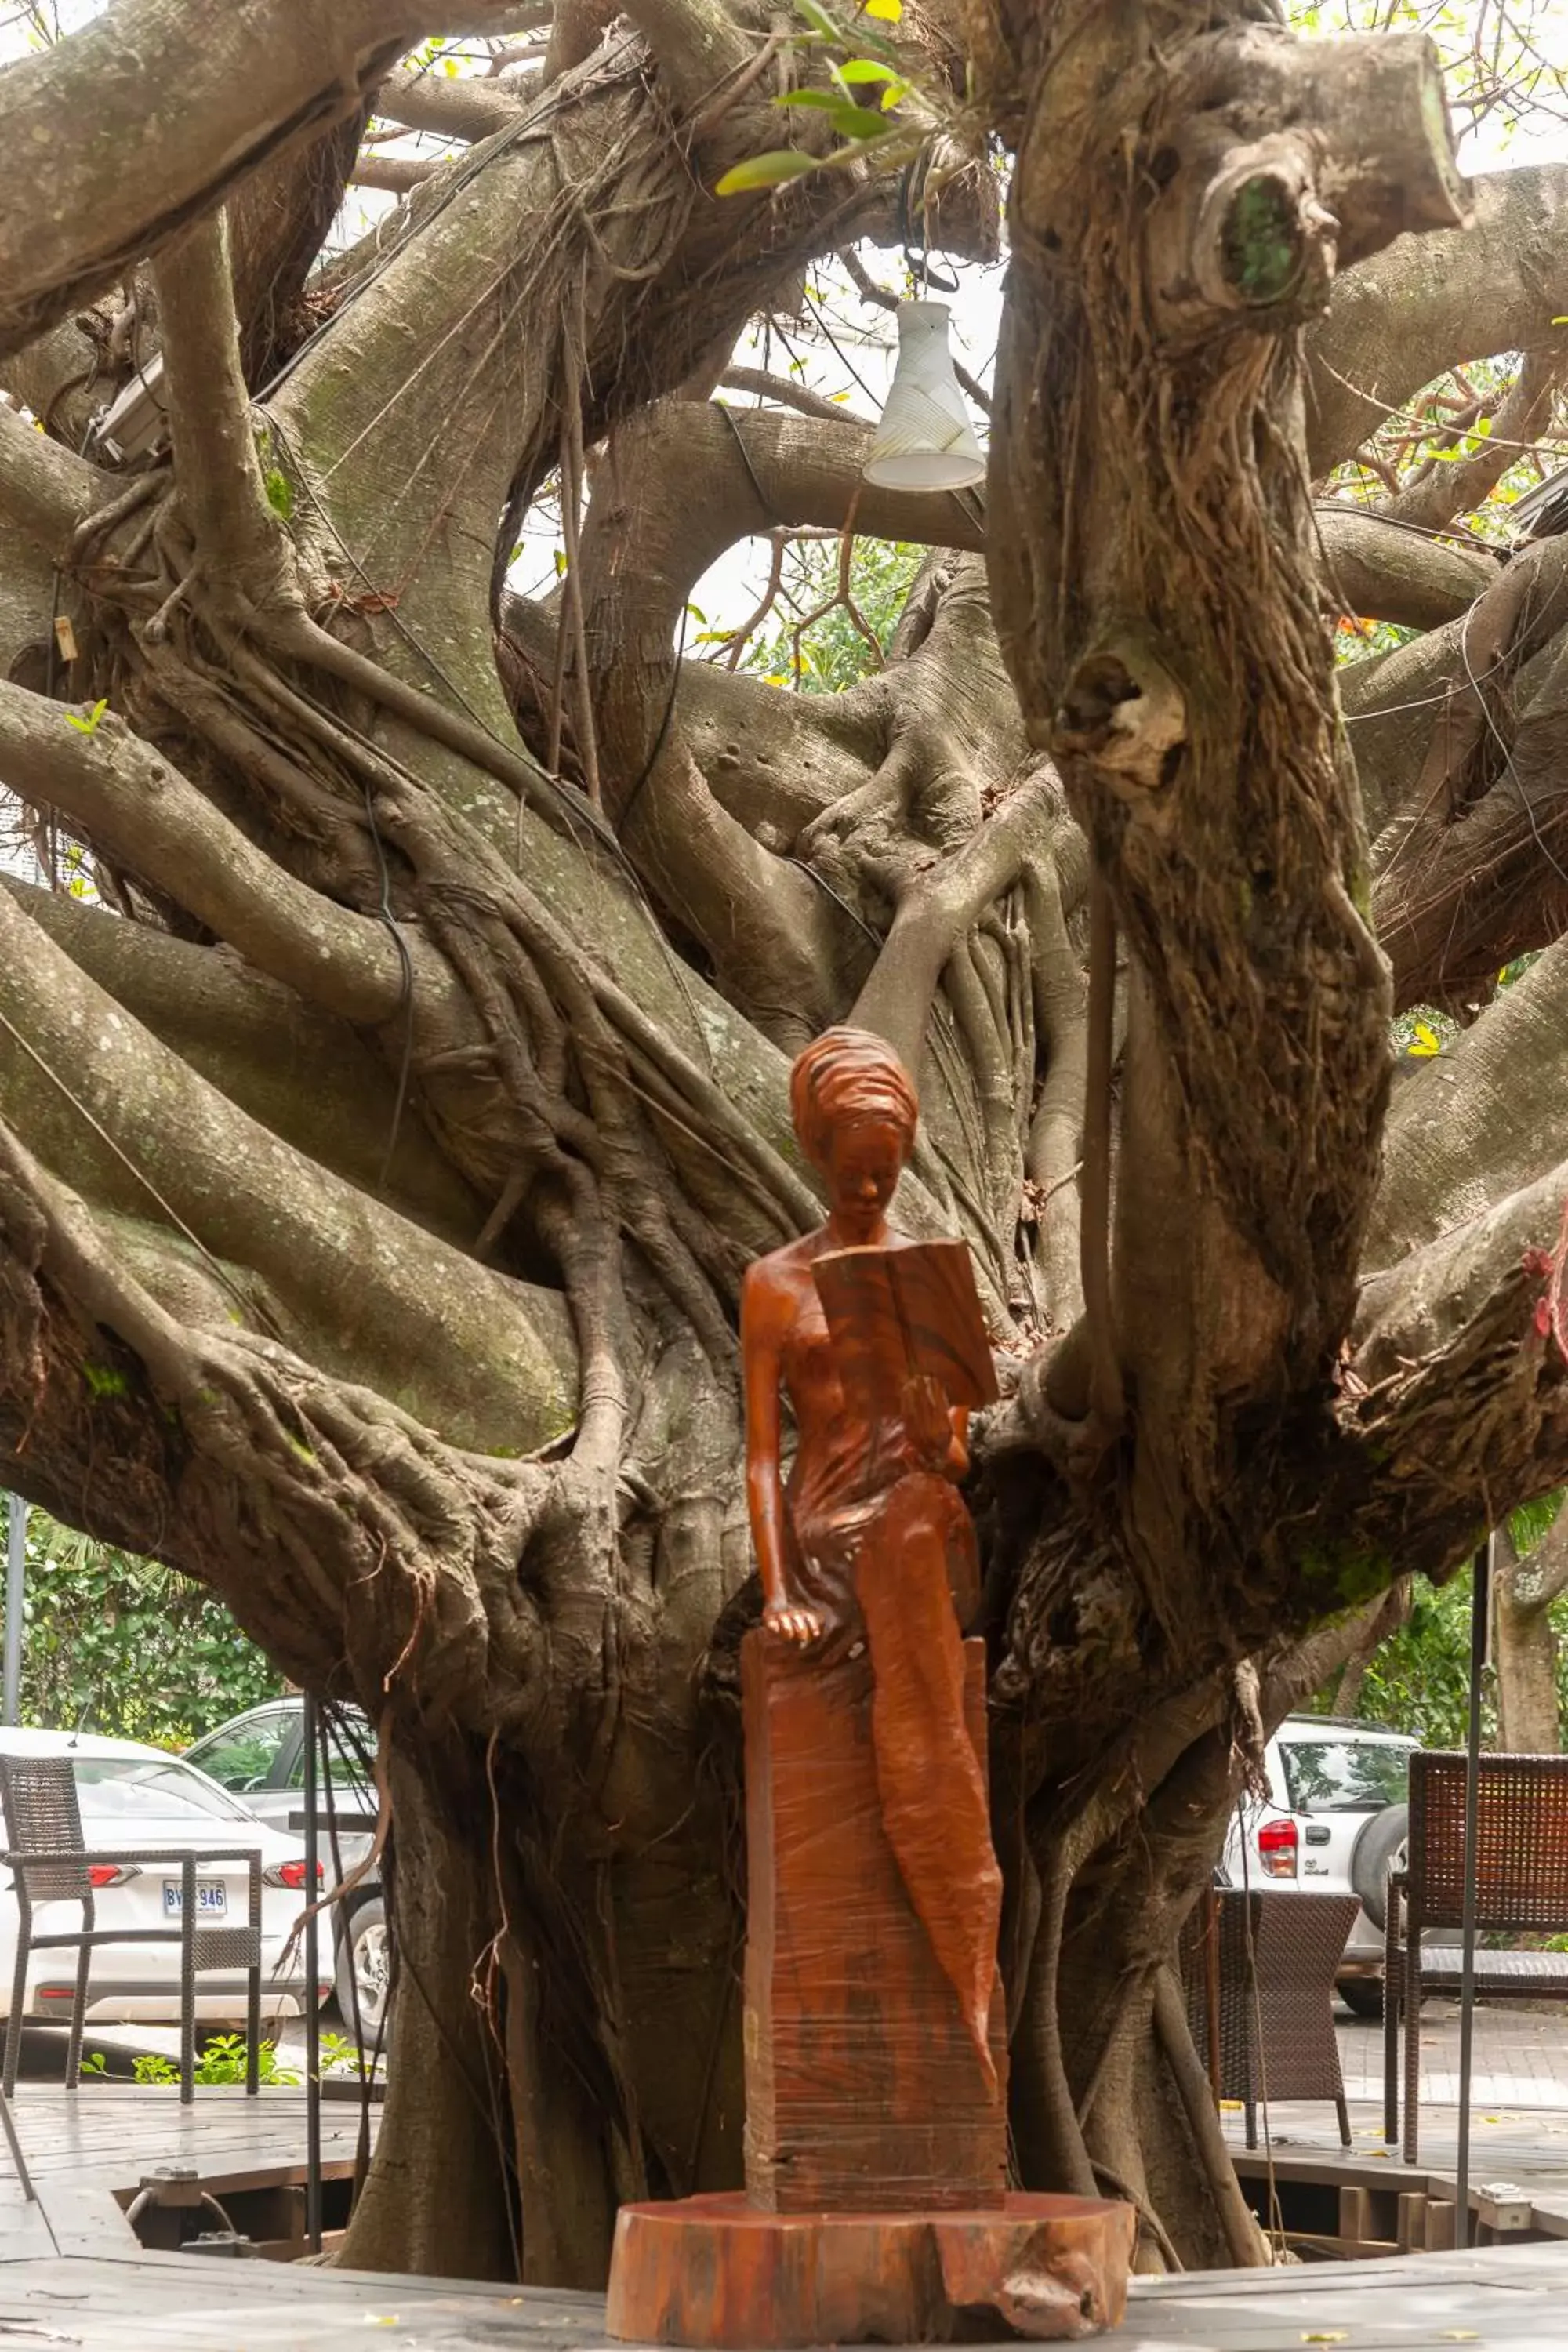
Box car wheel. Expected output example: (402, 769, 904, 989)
(336, 1898, 390, 2039)
(1349, 1802, 1408, 1932)
(1338, 1976, 1384, 2020)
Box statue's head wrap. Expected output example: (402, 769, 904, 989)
(789, 1028, 919, 1174)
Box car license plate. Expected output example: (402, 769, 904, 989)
(162, 1878, 227, 1917)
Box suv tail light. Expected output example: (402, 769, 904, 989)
(264, 1860, 325, 1889)
(87, 1863, 140, 1889)
(1257, 1817, 1298, 1879)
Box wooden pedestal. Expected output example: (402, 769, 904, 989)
(604, 2190, 1136, 2346)
(742, 1630, 1007, 2212)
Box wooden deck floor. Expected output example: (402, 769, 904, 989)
(0, 2077, 1563, 2345)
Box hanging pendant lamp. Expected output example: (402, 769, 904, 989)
(862, 299, 985, 493)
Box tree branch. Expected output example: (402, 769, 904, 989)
(351, 158, 441, 196)
(848, 767, 1065, 1076)
(2, 877, 488, 1250)
(1023, 856, 1087, 1331)
(0, 400, 113, 560)
(375, 65, 531, 142)
(0, 0, 524, 360)
(580, 402, 985, 818)
(719, 370, 873, 426)
(1366, 536, 1568, 1007)
(1306, 165, 1568, 475)
(1315, 503, 1502, 630)
(1343, 1158, 1568, 1595)
(0, 681, 424, 1028)
(150, 211, 296, 601)
(1374, 348, 1566, 538)
(0, 887, 576, 1455)
(230, 103, 375, 387)
(617, 0, 753, 115)
(1369, 934, 1568, 1272)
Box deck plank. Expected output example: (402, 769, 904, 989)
(0, 2080, 1562, 2344)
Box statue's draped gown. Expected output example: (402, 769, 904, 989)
(779, 1271, 1003, 2082)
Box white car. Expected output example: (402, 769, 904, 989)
(0, 1728, 333, 2027)
(1222, 1715, 1418, 2016)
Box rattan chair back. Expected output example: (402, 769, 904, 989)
(1409, 1750, 1568, 1933)
(0, 1756, 89, 1902)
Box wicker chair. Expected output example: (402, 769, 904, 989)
(0, 1754, 263, 2103)
(1385, 1750, 1568, 2161)
(1182, 1886, 1357, 2148)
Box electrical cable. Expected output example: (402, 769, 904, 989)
(358, 780, 416, 1192)
(1457, 593, 1568, 892)
(0, 1004, 265, 1334)
(615, 603, 689, 837)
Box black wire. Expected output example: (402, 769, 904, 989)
(795, 296, 880, 413)
(1457, 596, 1568, 894)
(897, 156, 958, 296)
(782, 854, 882, 948)
(715, 399, 779, 524)
(318, 1702, 388, 2228)
(617, 603, 689, 836)
(359, 780, 417, 1192)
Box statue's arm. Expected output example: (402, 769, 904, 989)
(742, 1264, 792, 1617)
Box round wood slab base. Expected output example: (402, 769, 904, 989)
(604, 2189, 1135, 2346)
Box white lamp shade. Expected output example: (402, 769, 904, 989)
(862, 299, 985, 493)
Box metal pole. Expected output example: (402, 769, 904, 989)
(303, 1693, 322, 2254)
(1454, 1532, 1491, 2250)
(2, 1495, 26, 1726)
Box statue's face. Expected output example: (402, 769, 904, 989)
(824, 1114, 906, 1240)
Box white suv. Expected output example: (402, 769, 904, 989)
(1221, 1715, 1417, 2016)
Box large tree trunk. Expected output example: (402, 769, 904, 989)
(1494, 1519, 1568, 1755)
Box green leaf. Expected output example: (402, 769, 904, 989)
(714, 149, 819, 195)
(793, 0, 841, 36)
(835, 56, 899, 82)
(826, 99, 888, 137)
(64, 697, 108, 737)
(1508, 1490, 1564, 1556)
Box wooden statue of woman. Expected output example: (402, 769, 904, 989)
(739, 1026, 1006, 2208)
(604, 1032, 1134, 2340)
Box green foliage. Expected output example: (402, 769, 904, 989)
(63, 699, 108, 738)
(81, 2031, 372, 2085)
(714, 0, 922, 198)
(1316, 1558, 1568, 1750)
(0, 1497, 281, 1750)
(714, 151, 819, 195)
(82, 2036, 300, 2087)
(742, 536, 924, 691)
(1346, 1572, 1490, 1748)
(1509, 1488, 1565, 1556)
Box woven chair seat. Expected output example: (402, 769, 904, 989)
(1419, 1944, 1568, 1995)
